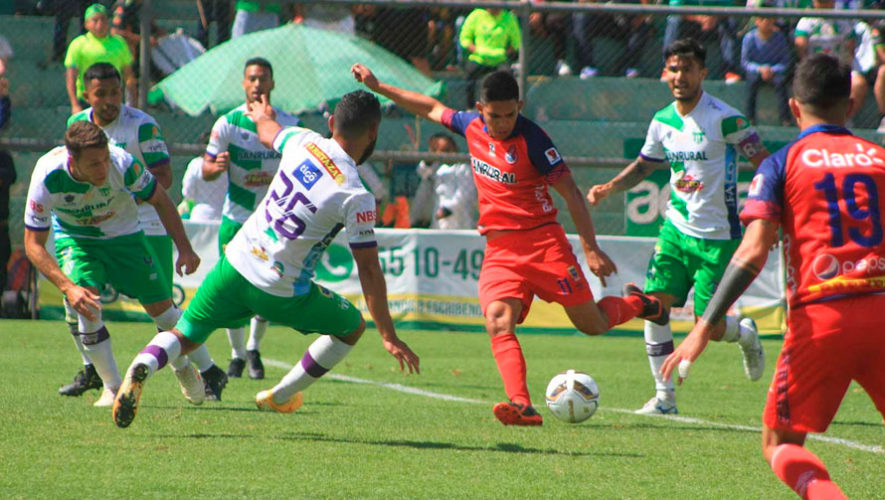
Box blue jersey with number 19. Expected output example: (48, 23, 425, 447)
(224, 127, 378, 298)
(741, 124, 885, 308)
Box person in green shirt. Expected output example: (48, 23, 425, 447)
(459, 7, 521, 109)
(64, 3, 136, 114)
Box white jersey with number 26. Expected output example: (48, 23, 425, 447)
(225, 127, 378, 298)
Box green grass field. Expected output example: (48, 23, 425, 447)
(1, 320, 882, 499)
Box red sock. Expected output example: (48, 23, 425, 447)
(490, 333, 530, 406)
(770, 444, 846, 500)
(597, 296, 644, 330)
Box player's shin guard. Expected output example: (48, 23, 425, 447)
(130, 331, 183, 378)
(80, 323, 123, 390)
(227, 327, 247, 360)
(65, 299, 91, 364)
(270, 335, 353, 404)
(597, 296, 643, 330)
(247, 316, 268, 351)
(645, 321, 675, 398)
(770, 444, 847, 500)
(490, 333, 530, 406)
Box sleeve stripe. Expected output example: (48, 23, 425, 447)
(640, 153, 665, 162)
(25, 224, 50, 232)
(146, 158, 171, 169)
(204, 151, 218, 160)
(136, 180, 158, 201)
(349, 241, 378, 249)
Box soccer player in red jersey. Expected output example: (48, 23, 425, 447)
(353, 63, 667, 426)
(662, 54, 885, 499)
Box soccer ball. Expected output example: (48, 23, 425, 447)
(545, 370, 600, 423)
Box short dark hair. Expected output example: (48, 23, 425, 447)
(480, 70, 520, 103)
(84, 62, 121, 85)
(664, 39, 706, 68)
(244, 57, 273, 77)
(65, 121, 108, 158)
(429, 133, 457, 151)
(792, 53, 851, 118)
(333, 90, 381, 139)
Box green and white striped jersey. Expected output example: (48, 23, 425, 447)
(794, 17, 857, 58)
(67, 105, 171, 236)
(205, 104, 301, 224)
(640, 92, 763, 240)
(24, 145, 156, 240)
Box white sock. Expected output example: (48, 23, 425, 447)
(82, 326, 122, 390)
(644, 321, 675, 398)
(68, 321, 92, 365)
(227, 327, 246, 360)
(271, 336, 353, 404)
(130, 331, 183, 378)
(188, 344, 215, 372)
(247, 316, 268, 351)
(150, 306, 182, 331)
(721, 316, 740, 343)
(170, 354, 190, 371)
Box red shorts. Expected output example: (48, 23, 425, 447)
(763, 294, 885, 433)
(479, 224, 593, 323)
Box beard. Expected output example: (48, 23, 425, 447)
(357, 137, 377, 165)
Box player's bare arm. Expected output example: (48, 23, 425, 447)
(202, 151, 230, 181)
(122, 65, 137, 107)
(245, 94, 282, 150)
(146, 186, 201, 276)
(587, 157, 660, 205)
(351, 63, 448, 124)
(24, 228, 100, 320)
(149, 162, 173, 189)
(66, 67, 82, 113)
(661, 218, 779, 383)
(552, 173, 617, 287)
(353, 246, 420, 374)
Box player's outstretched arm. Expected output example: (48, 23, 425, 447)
(146, 187, 201, 276)
(587, 157, 659, 205)
(24, 228, 101, 320)
(351, 63, 448, 124)
(661, 218, 779, 383)
(352, 246, 420, 374)
(553, 173, 617, 287)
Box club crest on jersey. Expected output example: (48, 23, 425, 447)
(567, 266, 582, 282)
(488, 143, 495, 156)
(749, 173, 764, 197)
(692, 131, 705, 144)
(306, 143, 344, 185)
(505, 145, 518, 164)
(544, 147, 562, 165)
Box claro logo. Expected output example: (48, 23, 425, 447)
(801, 144, 884, 168)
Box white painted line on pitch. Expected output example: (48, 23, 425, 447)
(265, 358, 883, 454)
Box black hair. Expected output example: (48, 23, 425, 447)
(83, 62, 121, 85)
(244, 57, 273, 77)
(792, 53, 851, 118)
(428, 132, 457, 151)
(333, 90, 381, 139)
(480, 70, 520, 103)
(664, 39, 706, 68)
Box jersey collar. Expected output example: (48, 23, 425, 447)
(798, 123, 853, 139)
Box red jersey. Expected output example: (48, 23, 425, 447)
(741, 124, 885, 308)
(441, 109, 569, 234)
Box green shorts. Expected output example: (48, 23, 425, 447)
(146, 235, 173, 293)
(218, 216, 243, 255)
(56, 232, 172, 305)
(643, 220, 740, 317)
(178, 256, 363, 344)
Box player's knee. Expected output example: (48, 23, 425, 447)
(575, 317, 608, 336)
(340, 319, 366, 346)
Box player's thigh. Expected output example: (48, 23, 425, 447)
(479, 243, 533, 324)
(217, 216, 242, 255)
(691, 237, 740, 317)
(104, 234, 172, 305)
(846, 297, 885, 422)
(145, 234, 173, 293)
(177, 257, 252, 344)
(55, 239, 107, 289)
(526, 227, 594, 308)
(251, 282, 363, 338)
(643, 222, 692, 304)
(762, 305, 853, 434)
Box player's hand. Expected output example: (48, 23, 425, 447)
(215, 151, 231, 171)
(65, 285, 101, 321)
(586, 184, 612, 206)
(383, 337, 420, 374)
(175, 247, 201, 276)
(660, 319, 715, 385)
(584, 247, 617, 287)
(351, 63, 380, 91)
(245, 93, 275, 123)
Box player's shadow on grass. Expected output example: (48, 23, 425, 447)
(274, 432, 643, 458)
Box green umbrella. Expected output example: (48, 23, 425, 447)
(150, 23, 442, 116)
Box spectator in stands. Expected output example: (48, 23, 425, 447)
(179, 156, 226, 222)
(0, 34, 12, 76)
(428, 6, 460, 71)
(459, 6, 521, 108)
(49, 0, 89, 63)
(869, 19, 885, 131)
(0, 75, 13, 293)
(231, 0, 281, 39)
(111, 0, 167, 81)
(573, 0, 654, 78)
(64, 3, 135, 113)
(528, 0, 572, 76)
(662, 0, 742, 83)
(411, 133, 478, 230)
(367, 7, 432, 76)
(195, 0, 231, 48)
(741, 13, 792, 125)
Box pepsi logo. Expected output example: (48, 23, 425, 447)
(811, 254, 840, 280)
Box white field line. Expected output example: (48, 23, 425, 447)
(264, 358, 883, 454)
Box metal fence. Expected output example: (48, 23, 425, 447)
(4, 0, 885, 242)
